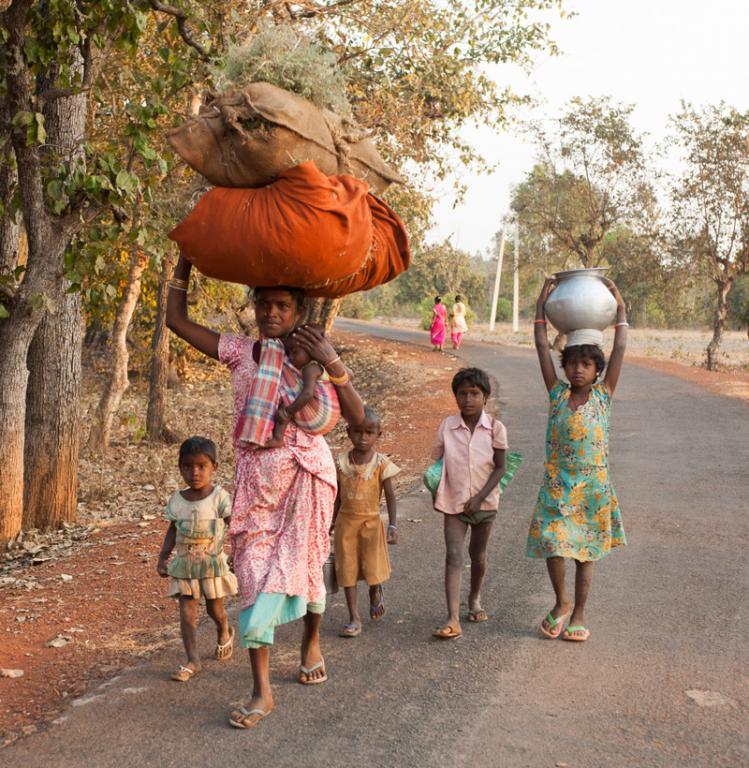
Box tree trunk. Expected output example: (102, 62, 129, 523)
(22, 47, 88, 531)
(146, 253, 179, 442)
(88, 251, 148, 451)
(0, 322, 37, 542)
(0, 142, 20, 274)
(23, 292, 82, 530)
(706, 279, 733, 370)
(304, 297, 341, 333)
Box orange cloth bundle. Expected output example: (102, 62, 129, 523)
(168, 161, 410, 298)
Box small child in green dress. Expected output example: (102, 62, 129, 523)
(527, 277, 628, 643)
(157, 436, 238, 680)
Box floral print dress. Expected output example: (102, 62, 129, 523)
(527, 380, 626, 561)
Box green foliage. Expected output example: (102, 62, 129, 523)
(512, 97, 654, 268)
(494, 296, 512, 322)
(339, 292, 378, 320)
(728, 274, 749, 330)
(213, 21, 350, 114)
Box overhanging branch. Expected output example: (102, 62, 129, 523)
(148, 0, 211, 62)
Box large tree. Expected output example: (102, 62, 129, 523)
(668, 103, 749, 369)
(0, 0, 565, 541)
(511, 97, 654, 269)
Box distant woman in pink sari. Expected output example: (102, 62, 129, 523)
(431, 296, 448, 352)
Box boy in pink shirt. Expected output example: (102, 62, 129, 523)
(431, 368, 507, 639)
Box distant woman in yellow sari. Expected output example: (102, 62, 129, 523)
(450, 294, 468, 350)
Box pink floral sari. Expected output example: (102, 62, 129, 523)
(219, 334, 337, 646)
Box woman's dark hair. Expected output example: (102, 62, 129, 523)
(560, 344, 606, 376)
(455, 294, 463, 302)
(451, 367, 491, 397)
(253, 286, 306, 311)
(179, 436, 217, 464)
(434, 295, 442, 304)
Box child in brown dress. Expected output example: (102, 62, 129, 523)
(332, 406, 399, 637)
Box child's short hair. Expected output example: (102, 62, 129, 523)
(360, 405, 382, 430)
(560, 344, 606, 376)
(179, 436, 217, 464)
(253, 285, 306, 311)
(451, 367, 491, 397)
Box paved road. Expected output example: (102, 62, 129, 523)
(5, 321, 747, 767)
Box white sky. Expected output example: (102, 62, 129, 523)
(427, 0, 749, 255)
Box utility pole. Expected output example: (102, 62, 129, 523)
(512, 220, 520, 332)
(489, 226, 506, 332)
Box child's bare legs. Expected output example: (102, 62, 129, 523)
(299, 610, 326, 682)
(344, 586, 361, 628)
(443, 515, 469, 630)
(178, 596, 201, 671)
(467, 520, 493, 614)
(545, 556, 572, 619)
(568, 560, 593, 631)
(205, 597, 231, 646)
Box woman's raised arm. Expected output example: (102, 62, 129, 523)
(165, 255, 220, 360)
(535, 278, 558, 393)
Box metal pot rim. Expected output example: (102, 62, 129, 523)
(553, 267, 609, 280)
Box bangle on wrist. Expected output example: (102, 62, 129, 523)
(387, 524, 397, 529)
(615, 321, 629, 327)
(323, 354, 341, 369)
(534, 319, 547, 324)
(169, 277, 189, 289)
(327, 370, 350, 386)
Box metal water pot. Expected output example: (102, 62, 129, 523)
(544, 267, 617, 334)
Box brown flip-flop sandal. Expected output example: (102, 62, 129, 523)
(432, 625, 462, 639)
(467, 609, 488, 623)
(171, 665, 198, 682)
(215, 626, 235, 661)
(338, 623, 362, 638)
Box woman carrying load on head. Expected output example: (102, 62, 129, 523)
(166, 254, 365, 729)
(431, 295, 448, 352)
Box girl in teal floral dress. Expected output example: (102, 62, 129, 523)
(527, 277, 627, 643)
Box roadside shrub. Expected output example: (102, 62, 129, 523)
(494, 297, 512, 322)
(339, 293, 377, 320)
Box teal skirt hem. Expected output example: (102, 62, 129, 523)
(239, 592, 325, 649)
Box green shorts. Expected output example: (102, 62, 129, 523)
(456, 509, 497, 525)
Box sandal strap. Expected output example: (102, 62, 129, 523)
(300, 659, 324, 675)
(565, 625, 588, 633)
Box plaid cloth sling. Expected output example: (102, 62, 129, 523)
(234, 337, 340, 447)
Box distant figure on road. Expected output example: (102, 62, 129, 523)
(450, 294, 469, 350)
(332, 406, 400, 639)
(166, 254, 365, 730)
(430, 295, 448, 351)
(528, 277, 628, 643)
(430, 367, 508, 639)
(156, 436, 238, 682)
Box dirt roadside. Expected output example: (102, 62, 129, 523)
(0, 331, 459, 747)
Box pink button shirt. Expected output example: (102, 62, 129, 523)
(431, 411, 509, 515)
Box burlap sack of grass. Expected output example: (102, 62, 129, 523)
(166, 81, 403, 194)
